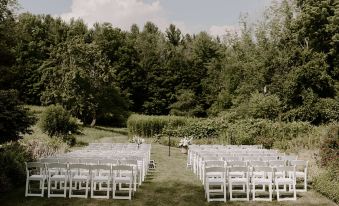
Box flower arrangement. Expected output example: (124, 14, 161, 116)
(178, 136, 192, 148)
(130, 135, 145, 148)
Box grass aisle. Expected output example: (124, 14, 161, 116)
(0, 133, 336, 206)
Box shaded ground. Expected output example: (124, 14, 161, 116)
(0, 132, 336, 206)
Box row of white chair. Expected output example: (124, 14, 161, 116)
(187, 145, 308, 202)
(204, 165, 299, 202)
(25, 162, 136, 200)
(201, 160, 308, 191)
(39, 157, 146, 186)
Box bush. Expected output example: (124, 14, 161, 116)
(319, 124, 339, 168)
(20, 129, 69, 160)
(313, 167, 339, 204)
(127, 114, 188, 137)
(0, 143, 32, 192)
(39, 104, 80, 144)
(0, 89, 36, 143)
(247, 91, 281, 120)
(162, 118, 221, 139)
(217, 117, 313, 149)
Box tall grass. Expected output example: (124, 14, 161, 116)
(127, 114, 188, 137)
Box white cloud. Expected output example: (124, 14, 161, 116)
(208, 25, 241, 37)
(60, 0, 170, 31)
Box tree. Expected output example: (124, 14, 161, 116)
(40, 37, 128, 125)
(0, 0, 17, 90)
(169, 89, 203, 117)
(0, 90, 36, 143)
(165, 24, 182, 46)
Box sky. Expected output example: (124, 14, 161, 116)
(18, 0, 276, 36)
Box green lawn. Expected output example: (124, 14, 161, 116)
(1, 129, 336, 206)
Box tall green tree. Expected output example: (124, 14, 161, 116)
(40, 37, 128, 125)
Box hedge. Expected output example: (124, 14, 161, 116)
(127, 114, 188, 138)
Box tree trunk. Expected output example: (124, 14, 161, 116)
(90, 113, 96, 127)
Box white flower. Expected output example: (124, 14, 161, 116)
(178, 136, 193, 147)
(131, 135, 145, 145)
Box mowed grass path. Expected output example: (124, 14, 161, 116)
(0, 131, 336, 206)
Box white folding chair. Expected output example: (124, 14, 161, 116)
(290, 160, 308, 192)
(251, 166, 273, 201)
(228, 166, 250, 201)
(204, 166, 226, 202)
(25, 162, 46, 197)
(274, 166, 297, 201)
(47, 163, 68, 198)
(269, 160, 286, 179)
(280, 155, 298, 165)
(119, 159, 138, 192)
(68, 164, 90, 198)
(112, 165, 134, 200)
(202, 160, 225, 185)
(91, 165, 111, 199)
(261, 156, 277, 161)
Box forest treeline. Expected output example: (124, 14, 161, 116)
(1, 0, 339, 125)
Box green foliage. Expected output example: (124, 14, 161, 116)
(0, 0, 17, 91)
(169, 89, 203, 117)
(127, 114, 187, 138)
(1, 0, 339, 126)
(313, 167, 339, 204)
(161, 118, 221, 139)
(0, 142, 32, 192)
(20, 132, 69, 160)
(313, 123, 339, 203)
(39, 104, 79, 143)
(247, 91, 281, 120)
(0, 89, 36, 143)
(319, 124, 339, 168)
(40, 36, 129, 125)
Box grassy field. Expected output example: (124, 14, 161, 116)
(1, 126, 336, 206)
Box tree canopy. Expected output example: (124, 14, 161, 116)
(1, 0, 339, 125)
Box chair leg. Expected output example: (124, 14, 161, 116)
(129, 180, 132, 200)
(69, 178, 72, 198)
(206, 183, 210, 202)
(223, 183, 227, 202)
(25, 179, 29, 197)
(91, 180, 94, 198)
(276, 183, 280, 201)
(246, 182, 249, 201)
(269, 183, 272, 201)
(48, 178, 51, 198)
(106, 181, 110, 199)
(85, 180, 88, 198)
(64, 178, 67, 198)
(41, 179, 45, 197)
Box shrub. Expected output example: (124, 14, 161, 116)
(20, 129, 69, 160)
(312, 124, 339, 204)
(218, 117, 313, 149)
(0, 89, 36, 143)
(247, 91, 281, 120)
(162, 118, 221, 139)
(319, 124, 339, 168)
(0, 143, 32, 192)
(127, 114, 188, 137)
(313, 167, 339, 204)
(39, 104, 80, 144)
